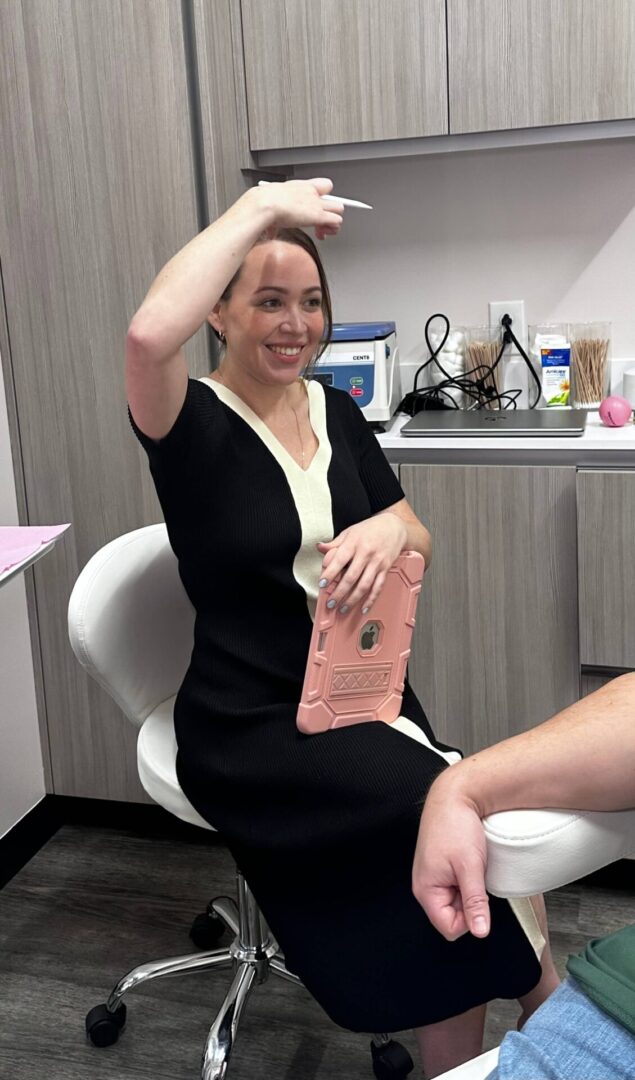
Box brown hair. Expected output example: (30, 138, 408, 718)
(213, 228, 333, 379)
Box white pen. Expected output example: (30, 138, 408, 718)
(257, 180, 372, 210)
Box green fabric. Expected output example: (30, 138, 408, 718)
(567, 923, 635, 1037)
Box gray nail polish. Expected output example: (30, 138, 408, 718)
(326, 599, 337, 609)
(319, 578, 328, 588)
(339, 604, 349, 614)
(362, 606, 369, 614)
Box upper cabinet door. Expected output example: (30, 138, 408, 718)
(241, 0, 448, 150)
(448, 0, 635, 134)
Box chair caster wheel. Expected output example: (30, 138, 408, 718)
(190, 905, 226, 949)
(85, 1002, 127, 1047)
(370, 1038, 414, 1079)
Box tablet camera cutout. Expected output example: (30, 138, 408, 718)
(359, 620, 382, 656)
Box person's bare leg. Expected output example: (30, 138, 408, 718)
(414, 1003, 487, 1078)
(517, 893, 560, 1029)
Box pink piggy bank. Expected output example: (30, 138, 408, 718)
(599, 395, 633, 427)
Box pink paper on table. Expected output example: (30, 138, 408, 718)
(0, 525, 71, 573)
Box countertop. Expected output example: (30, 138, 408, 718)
(377, 410, 635, 467)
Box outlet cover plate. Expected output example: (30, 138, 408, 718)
(489, 300, 526, 355)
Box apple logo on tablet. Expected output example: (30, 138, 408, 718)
(360, 622, 380, 650)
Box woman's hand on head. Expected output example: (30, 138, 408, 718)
(412, 771, 491, 942)
(316, 512, 407, 614)
(253, 178, 344, 240)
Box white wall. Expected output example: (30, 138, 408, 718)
(0, 355, 46, 839)
(298, 138, 635, 382)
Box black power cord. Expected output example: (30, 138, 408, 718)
(399, 312, 542, 416)
(500, 313, 543, 410)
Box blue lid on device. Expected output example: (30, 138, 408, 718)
(330, 321, 395, 342)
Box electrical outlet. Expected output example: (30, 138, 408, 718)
(489, 300, 526, 355)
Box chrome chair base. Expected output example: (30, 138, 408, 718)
(90, 870, 309, 1080)
(90, 869, 401, 1079)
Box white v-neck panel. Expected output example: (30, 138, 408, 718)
(198, 377, 333, 620)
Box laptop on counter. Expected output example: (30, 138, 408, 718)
(400, 408, 588, 437)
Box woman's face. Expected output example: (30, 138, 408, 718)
(210, 240, 325, 386)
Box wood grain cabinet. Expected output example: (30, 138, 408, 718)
(240, 0, 635, 152)
(0, 0, 260, 805)
(240, 0, 448, 150)
(447, 0, 635, 134)
(577, 470, 635, 669)
(0, 0, 211, 802)
(400, 464, 580, 755)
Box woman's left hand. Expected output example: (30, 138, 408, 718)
(316, 513, 407, 613)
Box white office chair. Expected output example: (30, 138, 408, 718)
(67, 524, 414, 1080)
(69, 525, 635, 1080)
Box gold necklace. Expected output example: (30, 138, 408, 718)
(215, 368, 307, 469)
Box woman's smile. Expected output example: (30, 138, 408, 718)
(265, 343, 307, 361)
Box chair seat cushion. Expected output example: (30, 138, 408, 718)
(137, 700, 213, 831)
(485, 806, 635, 897)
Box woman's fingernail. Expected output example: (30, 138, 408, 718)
(339, 605, 349, 614)
(319, 578, 328, 588)
(362, 606, 369, 614)
(326, 599, 337, 609)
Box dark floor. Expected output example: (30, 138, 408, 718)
(0, 824, 632, 1080)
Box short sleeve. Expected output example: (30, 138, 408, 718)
(128, 377, 220, 472)
(340, 390, 405, 513)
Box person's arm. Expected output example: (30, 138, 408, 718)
(316, 498, 432, 612)
(126, 178, 342, 440)
(378, 498, 432, 567)
(412, 672, 635, 941)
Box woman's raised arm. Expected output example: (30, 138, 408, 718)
(126, 179, 341, 440)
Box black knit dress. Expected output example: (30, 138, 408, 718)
(129, 376, 541, 1033)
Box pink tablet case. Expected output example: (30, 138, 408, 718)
(297, 550, 425, 733)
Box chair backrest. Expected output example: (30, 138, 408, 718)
(68, 524, 195, 728)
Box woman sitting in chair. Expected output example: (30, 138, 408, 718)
(125, 178, 558, 1077)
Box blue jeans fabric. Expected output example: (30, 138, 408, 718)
(486, 978, 635, 1080)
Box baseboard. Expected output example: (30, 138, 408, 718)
(0, 794, 222, 890)
(0, 797, 62, 889)
(2, 795, 631, 895)
(580, 859, 635, 891)
(53, 794, 220, 838)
